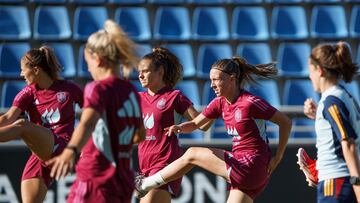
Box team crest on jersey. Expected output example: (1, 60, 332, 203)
(235, 108, 242, 122)
(56, 92, 67, 103)
(156, 98, 166, 109)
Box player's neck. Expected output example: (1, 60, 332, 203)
(147, 84, 166, 96)
(36, 76, 54, 90)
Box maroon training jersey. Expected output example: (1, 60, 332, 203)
(202, 90, 277, 156)
(13, 80, 83, 142)
(75, 76, 142, 197)
(138, 87, 192, 175)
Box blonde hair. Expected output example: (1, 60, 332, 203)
(86, 19, 139, 78)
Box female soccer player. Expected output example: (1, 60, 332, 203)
(137, 47, 211, 203)
(297, 41, 360, 202)
(48, 19, 145, 203)
(0, 46, 83, 203)
(135, 56, 292, 203)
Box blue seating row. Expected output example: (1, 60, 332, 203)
(1, 0, 356, 4)
(2, 42, 360, 79)
(1, 5, 359, 41)
(4, 78, 358, 109)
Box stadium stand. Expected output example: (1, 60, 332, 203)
(0, 6, 31, 40)
(0, 43, 30, 78)
(193, 7, 229, 40)
(277, 43, 311, 77)
(236, 43, 272, 65)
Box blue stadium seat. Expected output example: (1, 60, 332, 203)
(1, 81, 26, 108)
(77, 45, 91, 78)
(291, 118, 315, 138)
(197, 44, 232, 79)
(202, 81, 216, 105)
(193, 7, 229, 41)
(48, 43, 76, 78)
(247, 80, 281, 108)
(271, 6, 308, 40)
(163, 44, 195, 78)
(283, 79, 320, 106)
(115, 7, 151, 41)
(188, 0, 226, 4)
(0, 6, 31, 40)
(70, 0, 106, 4)
(307, 0, 340, 3)
(277, 43, 310, 77)
(108, 0, 145, 3)
(231, 6, 268, 41)
(30, 0, 66, 3)
(149, 0, 185, 3)
(34, 6, 71, 40)
(266, 0, 302, 3)
(0, 43, 30, 78)
(73, 7, 108, 40)
(180, 130, 204, 140)
(175, 80, 201, 108)
(0, 0, 25, 2)
(230, 0, 262, 4)
(154, 7, 191, 41)
(311, 6, 347, 39)
(350, 6, 360, 38)
(266, 121, 279, 139)
(340, 81, 360, 102)
(357, 44, 360, 66)
(236, 43, 272, 65)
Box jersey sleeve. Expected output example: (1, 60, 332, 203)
(83, 82, 105, 114)
(323, 95, 357, 141)
(248, 95, 277, 120)
(174, 91, 193, 115)
(202, 97, 222, 119)
(12, 86, 34, 112)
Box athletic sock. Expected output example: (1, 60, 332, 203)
(141, 172, 166, 191)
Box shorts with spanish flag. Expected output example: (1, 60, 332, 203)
(317, 177, 356, 203)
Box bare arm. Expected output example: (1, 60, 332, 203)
(0, 107, 22, 127)
(132, 124, 145, 144)
(165, 113, 211, 136)
(267, 111, 292, 174)
(48, 108, 100, 180)
(342, 139, 360, 201)
(183, 106, 214, 131)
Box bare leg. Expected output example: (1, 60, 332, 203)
(21, 178, 48, 203)
(0, 119, 54, 161)
(160, 147, 229, 183)
(226, 190, 253, 203)
(140, 189, 171, 203)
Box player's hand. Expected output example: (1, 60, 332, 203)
(304, 98, 317, 120)
(164, 125, 182, 137)
(47, 148, 75, 180)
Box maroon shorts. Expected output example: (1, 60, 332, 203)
(224, 150, 271, 200)
(21, 134, 67, 187)
(67, 179, 131, 203)
(145, 167, 182, 197)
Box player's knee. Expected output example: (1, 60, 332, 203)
(183, 147, 200, 164)
(12, 119, 29, 134)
